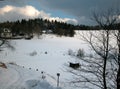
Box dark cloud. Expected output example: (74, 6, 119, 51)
(40, 0, 119, 15)
(0, 0, 120, 25)
(38, 0, 120, 25)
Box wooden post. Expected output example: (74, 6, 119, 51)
(57, 73, 60, 87)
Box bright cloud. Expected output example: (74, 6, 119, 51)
(49, 17, 78, 24)
(0, 5, 14, 15)
(0, 5, 78, 24)
(18, 6, 40, 17)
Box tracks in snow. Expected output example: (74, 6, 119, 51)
(6, 64, 24, 89)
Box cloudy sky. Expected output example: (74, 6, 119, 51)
(0, 0, 120, 25)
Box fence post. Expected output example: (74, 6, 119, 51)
(57, 73, 60, 87)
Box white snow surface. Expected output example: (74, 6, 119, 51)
(0, 33, 90, 89)
(0, 63, 62, 89)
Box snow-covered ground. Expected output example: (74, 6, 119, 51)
(0, 32, 90, 89)
(0, 63, 62, 89)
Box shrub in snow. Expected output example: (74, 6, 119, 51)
(68, 49, 75, 56)
(89, 53, 93, 58)
(77, 48, 85, 58)
(29, 51, 37, 56)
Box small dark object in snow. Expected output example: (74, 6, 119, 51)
(57, 73, 60, 76)
(41, 71, 46, 79)
(41, 71, 44, 74)
(42, 75, 46, 79)
(29, 68, 31, 70)
(36, 69, 38, 71)
(45, 51, 47, 54)
(69, 62, 80, 69)
(0, 62, 7, 69)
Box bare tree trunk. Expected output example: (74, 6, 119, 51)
(117, 30, 120, 89)
(103, 30, 109, 89)
(103, 58, 107, 89)
(117, 67, 120, 89)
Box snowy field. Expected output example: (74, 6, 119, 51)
(0, 32, 91, 89)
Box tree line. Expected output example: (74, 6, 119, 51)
(1, 18, 119, 38)
(0, 18, 77, 37)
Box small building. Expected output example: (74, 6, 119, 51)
(0, 28, 12, 38)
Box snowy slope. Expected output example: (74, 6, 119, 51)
(0, 63, 62, 89)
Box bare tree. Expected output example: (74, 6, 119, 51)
(103, 9, 120, 89)
(113, 30, 120, 89)
(116, 30, 120, 89)
(0, 38, 14, 51)
(81, 30, 112, 89)
(90, 9, 119, 89)
(67, 9, 119, 89)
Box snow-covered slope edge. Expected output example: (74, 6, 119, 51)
(0, 62, 62, 89)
